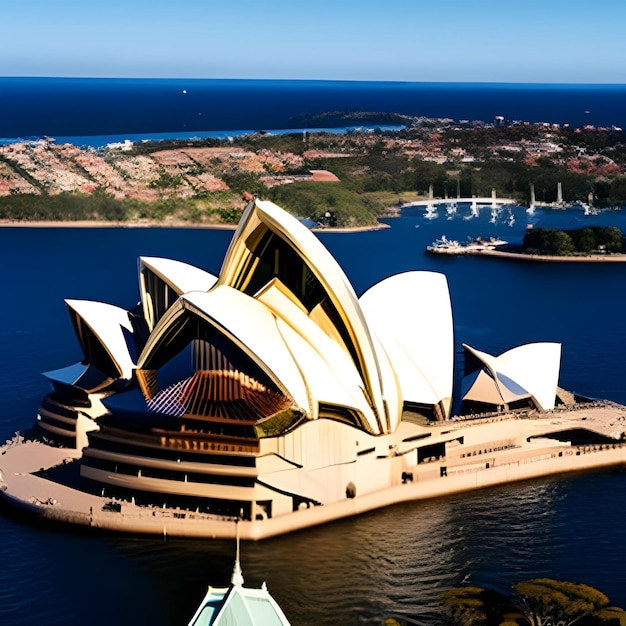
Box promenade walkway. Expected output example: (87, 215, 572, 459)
(1, 402, 625, 539)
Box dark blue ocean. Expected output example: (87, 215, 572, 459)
(2, 203, 626, 625)
(1, 78, 626, 147)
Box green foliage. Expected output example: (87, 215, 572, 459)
(128, 137, 224, 156)
(0, 192, 226, 224)
(569, 227, 597, 252)
(609, 176, 626, 205)
(593, 226, 623, 253)
(443, 579, 622, 626)
(0, 192, 128, 221)
(233, 132, 308, 155)
(523, 226, 623, 256)
(514, 578, 610, 626)
(523, 228, 576, 256)
(221, 170, 269, 198)
(216, 207, 244, 223)
(268, 181, 380, 227)
(132, 198, 179, 221)
(149, 171, 183, 190)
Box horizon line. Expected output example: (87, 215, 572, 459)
(2, 75, 626, 87)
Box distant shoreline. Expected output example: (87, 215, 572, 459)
(0, 219, 237, 230)
(0, 218, 388, 233)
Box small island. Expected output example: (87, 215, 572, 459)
(427, 226, 626, 262)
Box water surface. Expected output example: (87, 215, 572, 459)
(2, 204, 626, 624)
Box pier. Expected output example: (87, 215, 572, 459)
(413, 197, 517, 209)
(412, 185, 516, 211)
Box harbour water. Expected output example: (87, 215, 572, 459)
(1, 78, 626, 145)
(2, 203, 626, 624)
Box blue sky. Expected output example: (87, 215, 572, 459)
(3, 0, 625, 83)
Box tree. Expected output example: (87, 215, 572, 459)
(149, 171, 183, 192)
(441, 586, 490, 626)
(442, 579, 625, 626)
(514, 578, 610, 626)
(569, 227, 596, 253)
(609, 176, 626, 205)
(593, 226, 623, 253)
(523, 228, 576, 256)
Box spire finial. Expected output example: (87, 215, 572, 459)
(231, 518, 244, 586)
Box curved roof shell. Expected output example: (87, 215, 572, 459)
(65, 299, 136, 380)
(360, 271, 454, 421)
(462, 342, 562, 411)
(138, 285, 378, 432)
(139, 257, 218, 331)
(217, 199, 393, 433)
(55, 199, 459, 440)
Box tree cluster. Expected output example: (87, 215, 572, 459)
(522, 226, 624, 256)
(0, 192, 239, 225)
(0, 192, 127, 221)
(442, 578, 626, 626)
(268, 181, 379, 227)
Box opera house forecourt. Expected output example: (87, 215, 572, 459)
(2, 199, 626, 540)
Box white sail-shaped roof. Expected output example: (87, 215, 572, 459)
(139, 257, 218, 330)
(462, 342, 561, 411)
(57, 201, 470, 436)
(183, 287, 312, 412)
(462, 369, 513, 406)
(217, 199, 394, 433)
(256, 281, 380, 428)
(65, 299, 135, 380)
(139, 257, 218, 294)
(359, 272, 454, 420)
(137, 282, 381, 431)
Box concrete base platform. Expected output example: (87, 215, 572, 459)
(2, 404, 626, 540)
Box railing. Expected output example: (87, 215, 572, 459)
(445, 441, 626, 477)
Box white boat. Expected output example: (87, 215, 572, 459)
(582, 203, 599, 216)
(187, 524, 291, 626)
(424, 203, 438, 219)
(426, 235, 507, 255)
